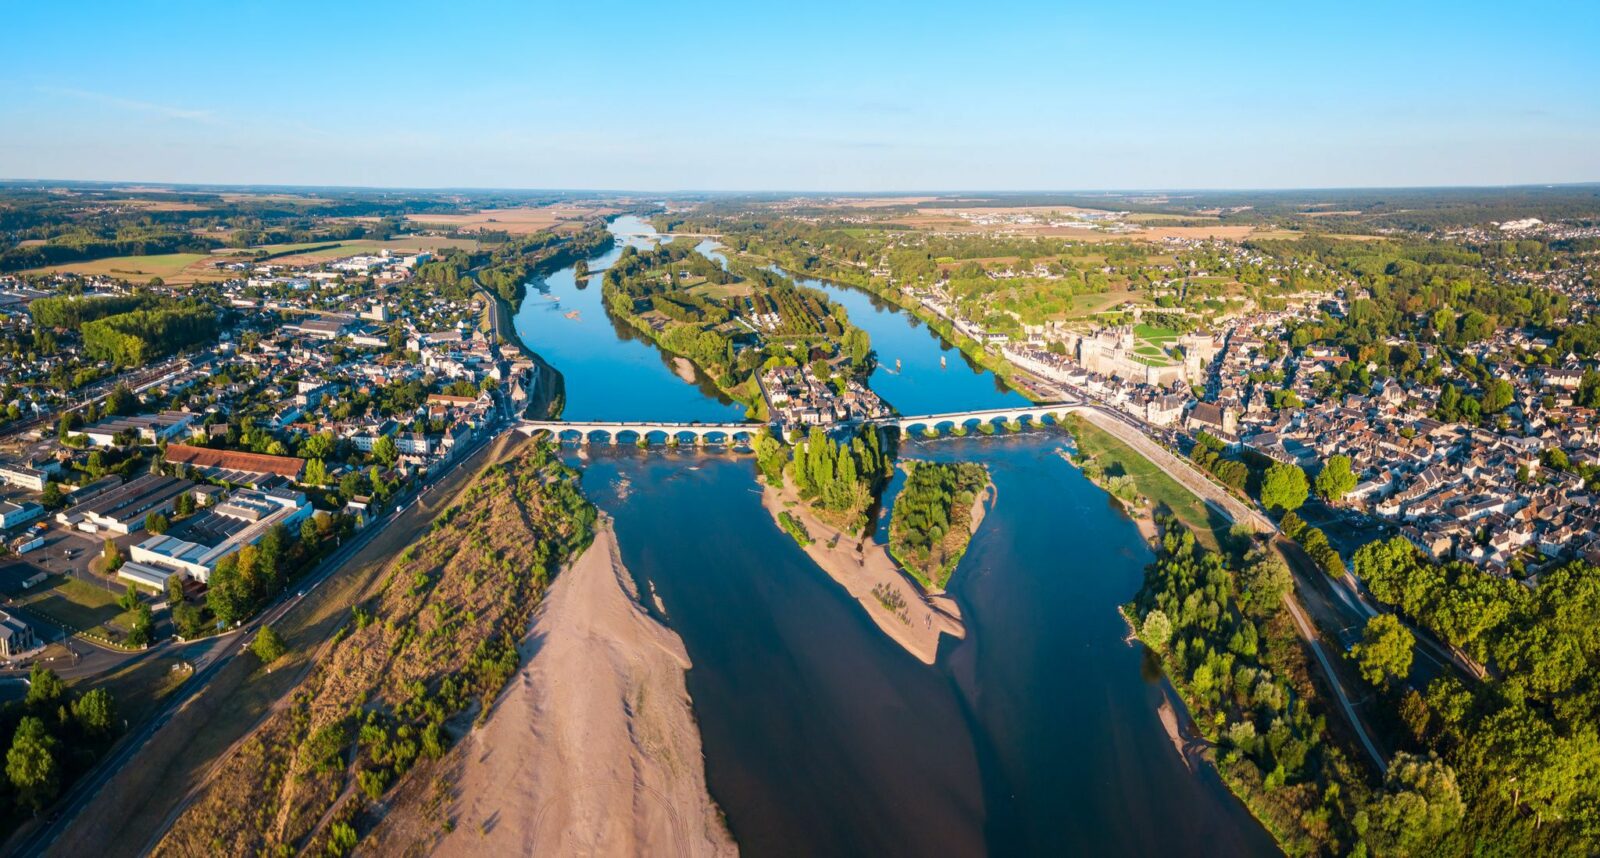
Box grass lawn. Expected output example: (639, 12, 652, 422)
(1134, 322, 1179, 342)
(1068, 416, 1227, 551)
(1066, 289, 1140, 317)
(18, 576, 124, 631)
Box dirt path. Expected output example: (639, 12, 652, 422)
(431, 515, 734, 856)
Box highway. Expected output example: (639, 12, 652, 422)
(5, 416, 515, 858)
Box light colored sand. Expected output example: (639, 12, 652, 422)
(672, 357, 697, 384)
(761, 482, 964, 665)
(435, 515, 735, 857)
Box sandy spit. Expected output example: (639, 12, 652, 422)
(434, 515, 735, 857)
(761, 481, 965, 665)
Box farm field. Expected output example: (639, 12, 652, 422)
(26, 236, 482, 284)
(403, 202, 619, 235)
(23, 253, 229, 283)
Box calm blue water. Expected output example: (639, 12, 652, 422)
(518, 221, 1279, 856)
(511, 216, 747, 422)
(788, 272, 1031, 415)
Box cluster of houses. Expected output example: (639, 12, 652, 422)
(0, 246, 532, 657)
(865, 224, 1600, 578)
(760, 363, 890, 427)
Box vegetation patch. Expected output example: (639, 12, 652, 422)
(887, 460, 988, 590)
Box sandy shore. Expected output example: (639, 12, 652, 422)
(761, 482, 965, 665)
(672, 356, 697, 384)
(435, 515, 735, 857)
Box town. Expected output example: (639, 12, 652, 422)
(0, 238, 531, 663)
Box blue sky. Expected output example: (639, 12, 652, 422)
(2, 1, 1597, 191)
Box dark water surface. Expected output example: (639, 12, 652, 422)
(520, 220, 1278, 856)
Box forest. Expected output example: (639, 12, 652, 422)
(80, 305, 221, 367)
(1351, 537, 1600, 854)
(887, 460, 989, 590)
(1130, 526, 1461, 857)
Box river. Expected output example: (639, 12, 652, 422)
(512, 217, 1279, 856)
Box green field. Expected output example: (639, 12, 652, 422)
(1134, 322, 1179, 342)
(1067, 416, 1226, 550)
(24, 253, 224, 283)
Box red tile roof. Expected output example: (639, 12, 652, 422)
(164, 444, 305, 480)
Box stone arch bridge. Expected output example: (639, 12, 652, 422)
(517, 420, 768, 447)
(517, 401, 1086, 446)
(869, 401, 1085, 434)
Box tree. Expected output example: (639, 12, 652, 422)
(1238, 551, 1292, 617)
(71, 687, 116, 736)
(174, 491, 195, 517)
(102, 538, 123, 571)
(1352, 613, 1414, 688)
(1261, 462, 1309, 512)
(24, 664, 65, 709)
(371, 434, 399, 467)
(126, 603, 153, 647)
(251, 625, 287, 664)
(1360, 752, 1465, 857)
(339, 472, 364, 502)
(207, 554, 247, 627)
(6, 716, 60, 811)
(1315, 455, 1358, 502)
(173, 601, 206, 639)
(118, 582, 141, 612)
(1139, 609, 1172, 650)
(144, 511, 169, 534)
(304, 457, 330, 487)
(1279, 510, 1306, 540)
(40, 481, 64, 510)
(165, 571, 186, 606)
(1482, 378, 1514, 414)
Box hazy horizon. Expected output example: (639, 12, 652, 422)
(4, 0, 1598, 190)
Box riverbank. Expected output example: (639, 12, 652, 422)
(484, 284, 566, 419)
(760, 480, 964, 665)
(433, 514, 734, 857)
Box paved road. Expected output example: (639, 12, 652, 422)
(5, 420, 515, 858)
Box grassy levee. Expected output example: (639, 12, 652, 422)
(146, 437, 595, 858)
(1064, 414, 1229, 551)
(46, 432, 531, 858)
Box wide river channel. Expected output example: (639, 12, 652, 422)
(511, 216, 1279, 856)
